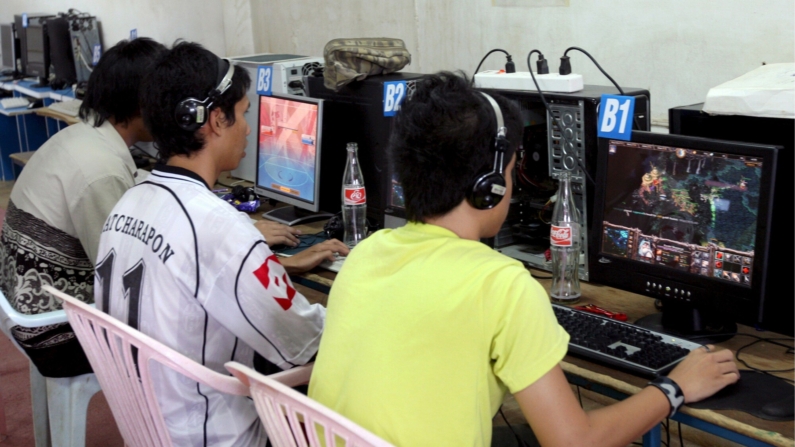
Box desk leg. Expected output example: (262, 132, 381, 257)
(642, 424, 661, 447)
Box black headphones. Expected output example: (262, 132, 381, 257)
(466, 92, 510, 210)
(174, 57, 235, 132)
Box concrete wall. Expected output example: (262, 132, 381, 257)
(249, 0, 795, 124)
(0, 0, 228, 56)
(2, 1, 792, 123)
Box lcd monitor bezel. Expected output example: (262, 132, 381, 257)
(589, 131, 778, 328)
(254, 93, 324, 213)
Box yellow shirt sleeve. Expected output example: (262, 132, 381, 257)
(489, 268, 570, 394)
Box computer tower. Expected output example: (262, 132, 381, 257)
(228, 53, 314, 182)
(480, 86, 651, 280)
(66, 14, 101, 84)
(45, 17, 76, 86)
(669, 103, 794, 335)
(271, 58, 324, 96)
(306, 72, 427, 229)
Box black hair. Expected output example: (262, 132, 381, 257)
(78, 38, 166, 127)
(140, 41, 250, 160)
(389, 71, 523, 222)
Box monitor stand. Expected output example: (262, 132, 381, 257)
(262, 206, 333, 226)
(30, 76, 49, 88)
(635, 301, 737, 345)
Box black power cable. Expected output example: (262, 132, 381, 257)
(561, 46, 643, 131)
(498, 406, 531, 447)
(472, 49, 516, 85)
(685, 333, 795, 383)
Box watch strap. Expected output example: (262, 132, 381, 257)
(647, 376, 685, 417)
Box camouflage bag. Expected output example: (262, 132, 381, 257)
(323, 38, 411, 91)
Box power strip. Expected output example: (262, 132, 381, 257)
(474, 70, 584, 93)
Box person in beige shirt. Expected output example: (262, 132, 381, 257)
(0, 38, 167, 377)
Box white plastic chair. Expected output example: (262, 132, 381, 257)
(226, 362, 395, 447)
(0, 290, 101, 447)
(44, 285, 250, 447)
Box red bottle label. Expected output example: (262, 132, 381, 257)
(550, 225, 573, 246)
(344, 187, 366, 205)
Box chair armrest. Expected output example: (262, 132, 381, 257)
(0, 290, 94, 328)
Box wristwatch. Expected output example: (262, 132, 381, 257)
(647, 376, 685, 417)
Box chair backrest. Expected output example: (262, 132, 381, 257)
(44, 285, 249, 447)
(226, 362, 394, 447)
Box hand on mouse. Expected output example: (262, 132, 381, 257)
(255, 220, 301, 247)
(667, 345, 740, 403)
(280, 239, 350, 274)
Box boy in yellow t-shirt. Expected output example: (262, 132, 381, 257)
(309, 72, 739, 447)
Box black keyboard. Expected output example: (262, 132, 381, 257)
(553, 304, 702, 377)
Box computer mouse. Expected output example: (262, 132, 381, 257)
(760, 394, 794, 420)
(27, 99, 44, 109)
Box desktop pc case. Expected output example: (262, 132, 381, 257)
(477, 86, 651, 280)
(305, 72, 428, 229)
(228, 54, 324, 182)
(669, 104, 794, 335)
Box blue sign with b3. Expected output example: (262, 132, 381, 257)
(383, 81, 407, 117)
(256, 65, 273, 96)
(597, 94, 636, 141)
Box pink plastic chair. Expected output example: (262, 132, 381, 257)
(226, 362, 394, 447)
(44, 285, 249, 447)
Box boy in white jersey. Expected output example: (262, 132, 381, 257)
(95, 42, 348, 447)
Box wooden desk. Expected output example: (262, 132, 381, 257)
(534, 275, 794, 447)
(34, 107, 79, 126)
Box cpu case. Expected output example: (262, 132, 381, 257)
(306, 72, 426, 229)
(271, 58, 324, 96)
(479, 86, 651, 280)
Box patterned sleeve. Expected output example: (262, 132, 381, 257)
(203, 238, 325, 370)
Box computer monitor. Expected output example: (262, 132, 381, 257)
(255, 93, 333, 225)
(17, 15, 53, 86)
(589, 131, 778, 341)
(1, 23, 20, 74)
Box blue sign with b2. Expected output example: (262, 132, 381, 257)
(383, 81, 407, 117)
(597, 94, 636, 141)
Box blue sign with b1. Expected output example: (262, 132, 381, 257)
(597, 94, 636, 141)
(383, 81, 407, 117)
(256, 65, 273, 96)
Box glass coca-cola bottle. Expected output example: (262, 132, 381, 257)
(549, 170, 581, 303)
(342, 142, 367, 247)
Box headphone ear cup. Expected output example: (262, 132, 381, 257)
(467, 172, 507, 210)
(175, 99, 205, 132)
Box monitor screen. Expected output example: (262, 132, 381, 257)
(1, 24, 14, 70)
(600, 139, 764, 287)
(255, 94, 322, 210)
(589, 131, 778, 332)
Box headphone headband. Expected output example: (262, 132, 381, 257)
(466, 92, 510, 210)
(174, 57, 235, 131)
